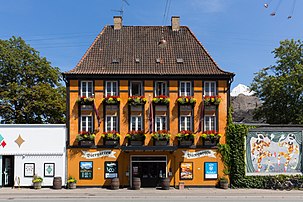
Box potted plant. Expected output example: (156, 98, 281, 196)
(67, 176, 77, 189)
(126, 130, 146, 145)
(102, 95, 121, 105)
(76, 131, 96, 147)
(101, 130, 120, 146)
(76, 96, 94, 105)
(176, 96, 196, 105)
(152, 95, 170, 105)
(203, 95, 222, 106)
(219, 176, 229, 189)
(32, 175, 43, 189)
(201, 130, 221, 147)
(128, 96, 147, 106)
(176, 130, 195, 146)
(152, 130, 171, 146)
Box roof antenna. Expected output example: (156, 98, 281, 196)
(111, 0, 130, 18)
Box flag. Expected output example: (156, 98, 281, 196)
(198, 101, 204, 132)
(149, 100, 154, 133)
(93, 102, 101, 128)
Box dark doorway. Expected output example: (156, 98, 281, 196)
(132, 156, 167, 187)
(2, 156, 14, 187)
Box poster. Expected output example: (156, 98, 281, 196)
(204, 162, 218, 179)
(44, 163, 55, 177)
(24, 163, 35, 177)
(105, 161, 118, 179)
(79, 161, 93, 179)
(180, 162, 193, 180)
(246, 130, 302, 174)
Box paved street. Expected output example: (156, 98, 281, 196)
(1, 187, 303, 202)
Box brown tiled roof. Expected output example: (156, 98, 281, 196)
(65, 26, 233, 77)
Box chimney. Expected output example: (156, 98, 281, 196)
(114, 16, 122, 30)
(171, 16, 180, 31)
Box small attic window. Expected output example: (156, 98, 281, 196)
(135, 58, 140, 63)
(177, 58, 184, 63)
(112, 59, 119, 64)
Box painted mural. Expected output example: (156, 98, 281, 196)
(246, 131, 302, 174)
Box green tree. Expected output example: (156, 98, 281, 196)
(251, 39, 303, 124)
(0, 36, 66, 124)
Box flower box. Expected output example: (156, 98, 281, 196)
(152, 130, 171, 146)
(154, 140, 169, 146)
(128, 96, 147, 106)
(126, 130, 146, 145)
(203, 96, 222, 106)
(201, 131, 221, 147)
(129, 140, 144, 146)
(152, 95, 170, 105)
(104, 140, 119, 146)
(101, 131, 120, 146)
(78, 140, 95, 147)
(178, 140, 193, 146)
(76, 96, 94, 105)
(76, 131, 96, 147)
(102, 96, 121, 105)
(176, 96, 196, 106)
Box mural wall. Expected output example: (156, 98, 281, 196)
(246, 130, 302, 174)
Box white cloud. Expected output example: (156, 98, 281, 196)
(190, 0, 227, 13)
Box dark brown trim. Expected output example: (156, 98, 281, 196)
(95, 90, 104, 93)
(70, 90, 78, 93)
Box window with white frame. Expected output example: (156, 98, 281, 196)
(130, 81, 142, 96)
(204, 115, 216, 131)
(105, 115, 117, 132)
(155, 81, 167, 96)
(179, 81, 192, 96)
(105, 81, 118, 96)
(204, 81, 217, 96)
(81, 115, 93, 132)
(130, 115, 142, 131)
(180, 116, 192, 131)
(155, 116, 167, 131)
(81, 81, 93, 97)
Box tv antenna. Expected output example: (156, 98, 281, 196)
(111, 0, 130, 17)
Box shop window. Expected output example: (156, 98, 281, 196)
(130, 81, 143, 96)
(155, 81, 168, 96)
(81, 115, 93, 132)
(105, 81, 118, 96)
(179, 105, 192, 131)
(81, 81, 93, 97)
(204, 81, 217, 96)
(179, 81, 192, 96)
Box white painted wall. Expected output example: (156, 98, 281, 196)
(0, 125, 66, 187)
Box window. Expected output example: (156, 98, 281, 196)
(155, 116, 167, 131)
(130, 81, 142, 96)
(204, 115, 216, 131)
(130, 115, 142, 131)
(105, 81, 118, 96)
(155, 81, 167, 96)
(180, 116, 192, 131)
(105, 115, 117, 132)
(179, 81, 192, 96)
(81, 115, 93, 132)
(204, 81, 216, 96)
(81, 81, 93, 97)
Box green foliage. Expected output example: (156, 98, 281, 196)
(32, 175, 43, 183)
(0, 36, 66, 124)
(251, 39, 303, 124)
(151, 130, 171, 140)
(67, 176, 77, 183)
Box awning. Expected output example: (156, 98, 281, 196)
(121, 146, 177, 152)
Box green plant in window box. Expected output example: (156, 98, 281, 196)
(101, 130, 121, 140)
(176, 96, 196, 105)
(203, 96, 222, 106)
(152, 95, 170, 105)
(128, 96, 147, 106)
(126, 130, 146, 141)
(152, 130, 171, 140)
(176, 130, 195, 141)
(201, 130, 221, 142)
(102, 95, 121, 104)
(76, 96, 95, 105)
(76, 131, 96, 142)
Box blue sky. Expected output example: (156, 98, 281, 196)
(0, 0, 302, 88)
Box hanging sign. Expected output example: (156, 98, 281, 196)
(81, 150, 116, 159)
(182, 150, 216, 159)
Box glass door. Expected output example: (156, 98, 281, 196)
(2, 156, 14, 187)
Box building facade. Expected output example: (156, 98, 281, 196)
(64, 16, 234, 188)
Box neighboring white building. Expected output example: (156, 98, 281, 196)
(0, 124, 66, 187)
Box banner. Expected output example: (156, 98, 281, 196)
(182, 150, 216, 159)
(81, 150, 116, 159)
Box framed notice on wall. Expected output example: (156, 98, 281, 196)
(180, 162, 193, 180)
(44, 163, 55, 177)
(79, 161, 93, 179)
(204, 162, 218, 180)
(105, 161, 118, 179)
(24, 163, 35, 177)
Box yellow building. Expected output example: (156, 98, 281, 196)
(63, 16, 234, 188)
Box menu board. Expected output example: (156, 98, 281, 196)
(79, 161, 93, 179)
(105, 161, 118, 179)
(180, 162, 193, 180)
